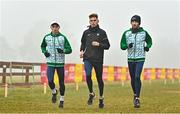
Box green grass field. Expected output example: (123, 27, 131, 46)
(0, 80, 180, 113)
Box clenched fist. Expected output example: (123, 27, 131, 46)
(80, 50, 84, 58)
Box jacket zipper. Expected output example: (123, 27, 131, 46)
(134, 33, 138, 60)
(54, 37, 57, 67)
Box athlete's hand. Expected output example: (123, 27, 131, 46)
(144, 47, 149, 52)
(80, 50, 84, 58)
(92, 41, 100, 47)
(57, 48, 64, 53)
(128, 43, 133, 48)
(44, 52, 50, 57)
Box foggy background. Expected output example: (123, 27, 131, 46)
(0, 0, 180, 68)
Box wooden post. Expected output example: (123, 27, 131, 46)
(164, 79, 167, 85)
(121, 81, 124, 86)
(32, 65, 35, 84)
(76, 82, 79, 91)
(4, 83, 8, 97)
(2, 65, 7, 84)
(149, 79, 152, 85)
(44, 83, 47, 94)
(25, 68, 29, 83)
(9, 62, 13, 84)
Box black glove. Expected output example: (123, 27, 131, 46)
(57, 48, 64, 53)
(44, 52, 50, 57)
(144, 47, 149, 52)
(128, 43, 134, 48)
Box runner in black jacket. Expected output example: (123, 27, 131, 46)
(80, 13, 110, 108)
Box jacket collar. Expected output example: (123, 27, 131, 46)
(50, 32, 61, 37)
(89, 25, 100, 32)
(130, 27, 143, 33)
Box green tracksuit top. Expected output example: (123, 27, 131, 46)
(120, 27, 152, 62)
(41, 32, 72, 67)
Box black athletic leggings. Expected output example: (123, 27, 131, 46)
(84, 60, 104, 97)
(47, 66, 65, 96)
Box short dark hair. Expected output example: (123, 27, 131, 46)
(89, 13, 98, 19)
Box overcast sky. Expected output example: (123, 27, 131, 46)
(0, 0, 180, 68)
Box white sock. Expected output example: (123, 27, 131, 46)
(99, 96, 104, 99)
(136, 97, 140, 100)
(60, 96, 64, 101)
(52, 88, 56, 94)
(89, 92, 94, 96)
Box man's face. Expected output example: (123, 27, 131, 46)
(51, 25, 60, 34)
(89, 17, 99, 27)
(131, 21, 140, 29)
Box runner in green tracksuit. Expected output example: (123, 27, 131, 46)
(120, 15, 152, 108)
(41, 21, 72, 108)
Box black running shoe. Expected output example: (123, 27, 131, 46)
(99, 98, 104, 108)
(52, 89, 57, 103)
(134, 98, 140, 108)
(87, 92, 95, 105)
(59, 101, 64, 108)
